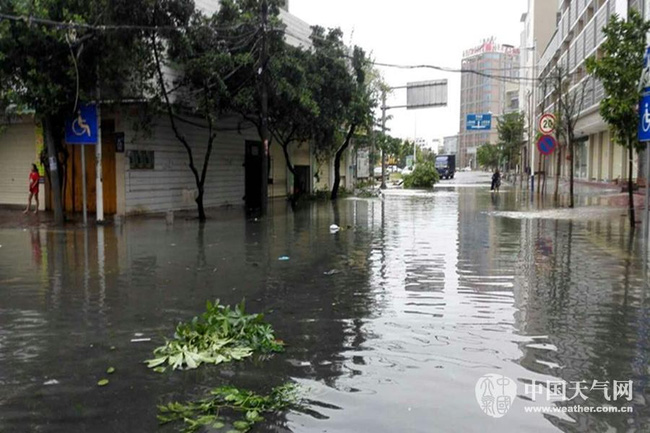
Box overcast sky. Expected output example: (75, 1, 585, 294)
(290, 0, 526, 143)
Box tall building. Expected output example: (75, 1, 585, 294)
(458, 38, 520, 169)
(536, 0, 633, 183)
(519, 0, 558, 174)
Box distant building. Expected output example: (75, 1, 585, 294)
(443, 135, 458, 156)
(458, 38, 520, 169)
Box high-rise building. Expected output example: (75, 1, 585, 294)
(458, 38, 520, 169)
(519, 0, 558, 175)
(536, 0, 633, 183)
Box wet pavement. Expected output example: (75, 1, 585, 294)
(1, 172, 649, 432)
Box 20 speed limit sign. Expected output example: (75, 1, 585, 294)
(539, 113, 556, 135)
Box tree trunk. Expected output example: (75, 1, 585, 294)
(628, 143, 636, 230)
(43, 115, 64, 225)
(331, 124, 356, 200)
(196, 188, 206, 222)
(281, 143, 296, 176)
(569, 139, 574, 208)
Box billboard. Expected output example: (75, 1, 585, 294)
(356, 149, 370, 178)
(406, 80, 448, 110)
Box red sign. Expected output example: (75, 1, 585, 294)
(537, 135, 557, 155)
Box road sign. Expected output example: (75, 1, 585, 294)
(537, 135, 557, 155)
(466, 114, 492, 131)
(539, 113, 556, 135)
(640, 94, 650, 142)
(406, 80, 448, 110)
(65, 104, 98, 144)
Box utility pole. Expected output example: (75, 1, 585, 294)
(259, 0, 269, 215)
(44, 116, 64, 225)
(380, 90, 387, 190)
(95, 80, 104, 224)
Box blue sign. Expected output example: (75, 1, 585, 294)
(639, 94, 650, 142)
(65, 104, 98, 144)
(466, 114, 492, 131)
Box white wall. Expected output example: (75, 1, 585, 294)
(120, 112, 258, 214)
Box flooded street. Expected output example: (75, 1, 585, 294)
(1, 172, 649, 433)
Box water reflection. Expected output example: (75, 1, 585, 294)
(0, 176, 649, 432)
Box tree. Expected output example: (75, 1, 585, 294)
(587, 9, 650, 229)
(554, 67, 587, 208)
(477, 143, 500, 170)
(0, 0, 192, 224)
(496, 112, 525, 173)
(403, 162, 440, 189)
(151, 6, 242, 222)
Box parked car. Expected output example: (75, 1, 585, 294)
(401, 166, 414, 176)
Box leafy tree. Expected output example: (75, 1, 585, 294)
(0, 0, 189, 224)
(305, 27, 376, 200)
(587, 9, 650, 229)
(151, 6, 249, 221)
(477, 143, 500, 170)
(403, 161, 440, 189)
(496, 111, 525, 173)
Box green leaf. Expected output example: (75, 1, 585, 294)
(232, 420, 250, 431)
(106, 367, 116, 374)
(97, 379, 109, 386)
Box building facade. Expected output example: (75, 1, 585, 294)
(520, 0, 560, 174)
(443, 135, 458, 155)
(536, 0, 635, 183)
(458, 38, 520, 169)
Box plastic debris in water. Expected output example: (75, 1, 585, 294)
(278, 256, 290, 261)
(324, 269, 341, 276)
(329, 224, 340, 233)
(44, 379, 59, 386)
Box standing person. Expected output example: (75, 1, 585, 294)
(24, 164, 40, 214)
(491, 169, 501, 193)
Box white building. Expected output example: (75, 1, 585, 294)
(536, 0, 634, 183)
(520, 0, 559, 173)
(0, 2, 358, 216)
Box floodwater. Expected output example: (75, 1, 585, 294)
(1, 172, 649, 433)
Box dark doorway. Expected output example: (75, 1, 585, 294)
(294, 165, 311, 198)
(245, 140, 263, 211)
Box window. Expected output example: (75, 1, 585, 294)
(129, 150, 155, 170)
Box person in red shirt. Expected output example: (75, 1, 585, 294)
(24, 164, 40, 214)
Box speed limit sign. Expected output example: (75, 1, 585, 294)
(539, 113, 556, 135)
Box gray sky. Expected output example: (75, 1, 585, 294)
(290, 0, 526, 143)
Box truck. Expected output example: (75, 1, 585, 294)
(435, 155, 456, 180)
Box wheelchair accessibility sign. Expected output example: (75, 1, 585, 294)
(65, 104, 98, 144)
(640, 94, 650, 142)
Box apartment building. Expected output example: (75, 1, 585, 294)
(536, 0, 637, 183)
(458, 38, 520, 169)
